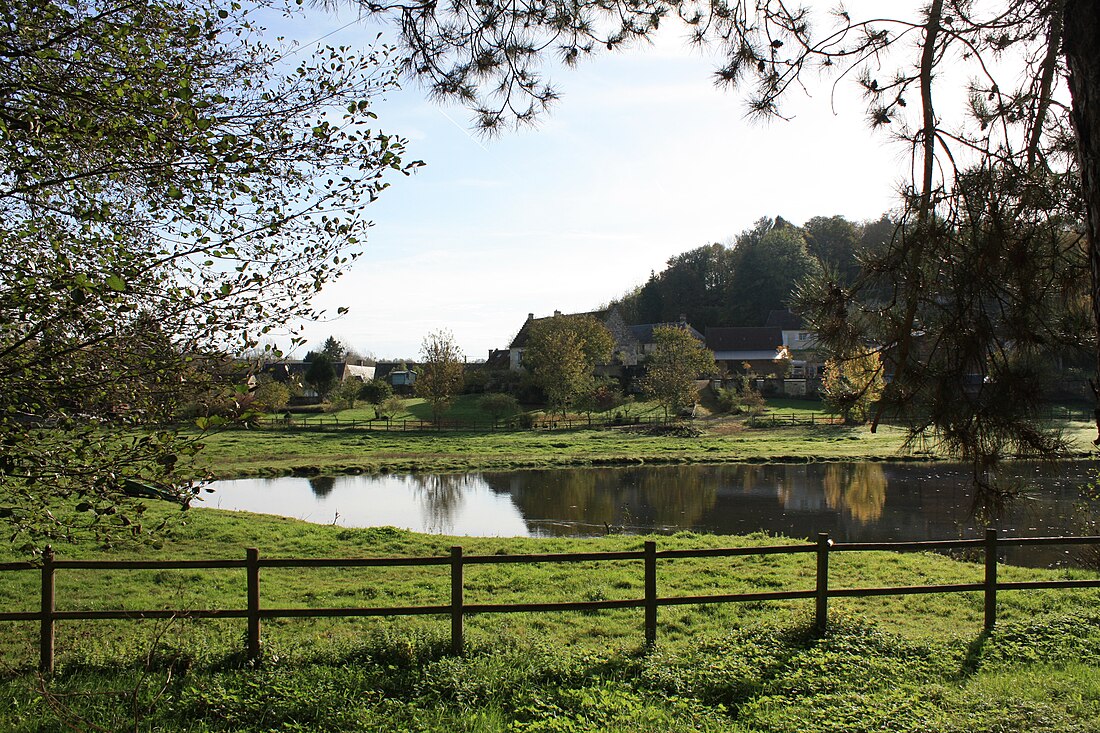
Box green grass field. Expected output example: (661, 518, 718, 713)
(2, 507, 1100, 731)
(193, 396, 1097, 479)
(6, 399, 1099, 731)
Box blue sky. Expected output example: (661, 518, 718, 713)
(270, 6, 905, 360)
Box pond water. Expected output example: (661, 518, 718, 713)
(203, 461, 1099, 567)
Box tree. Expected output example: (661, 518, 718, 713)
(640, 326, 716, 417)
(820, 349, 886, 425)
(376, 394, 405, 420)
(523, 314, 614, 415)
(359, 378, 394, 404)
(804, 216, 862, 285)
(252, 379, 291, 414)
(345, 0, 1100, 476)
(726, 220, 822, 325)
(331, 377, 364, 410)
(415, 330, 465, 423)
(319, 336, 349, 363)
(0, 0, 418, 550)
(305, 354, 338, 400)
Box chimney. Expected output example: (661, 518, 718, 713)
(679, 313, 687, 324)
(527, 312, 534, 321)
(554, 310, 562, 317)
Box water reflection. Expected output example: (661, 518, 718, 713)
(308, 476, 336, 498)
(489, 466, 720, 532)
(821, 463, 886, 523)
(206, 460, 1099, 567)
(408, 474, 474, 534)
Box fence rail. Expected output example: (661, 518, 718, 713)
(260, 414, 674, 432)
(6, 530, 1100, 674)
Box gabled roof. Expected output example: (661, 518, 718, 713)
(629, 322, 705, 344)
(764, 310, 804, 330)
(373, 361, 418, 380)
(342, 364, 375, 381)
(705, 327, 783, 352)
(508, 309, 609, 349)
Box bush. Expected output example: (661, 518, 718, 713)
(252, 380, 290, 413)
(716, 385, 766, 416)
(480, 392, 520, 422)
(359, 378, 393, 404)
(376, 395, 405, 420)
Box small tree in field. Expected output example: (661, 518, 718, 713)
(331, 378, 363, 410)
(359, 378, 393, 404)
(415, 330, 465, 423)
(523, 314, 614, 416)
(821, 348, 885, 424)
(253, 379, 290, 414)
(640, 326, 716, 418)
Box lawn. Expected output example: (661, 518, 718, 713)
(2, 508, 1100, 731)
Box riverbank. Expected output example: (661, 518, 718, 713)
(2, 509, 1100, 731)
(191, 417, 1099, 479)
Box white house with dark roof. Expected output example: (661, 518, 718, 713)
(764, 310, 821, 378)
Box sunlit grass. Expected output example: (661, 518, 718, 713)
(3, 508, 1100, 731)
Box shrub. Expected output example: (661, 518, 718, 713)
(480, 392, 520, 422)
(359, 378, 393, 404)
(376, 395, 405, 420)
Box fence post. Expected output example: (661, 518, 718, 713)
(984, 528, 998, 630)
(451, 546, 464, 656)
(644, 541, 657, 647)
(815, 533, 830, 634)
(246, 547, 261, 663)
(40, 545, 55, 675)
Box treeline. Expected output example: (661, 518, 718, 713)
(613, 214, 895, 328)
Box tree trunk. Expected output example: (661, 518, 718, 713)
(1063, 0, 1100, 443)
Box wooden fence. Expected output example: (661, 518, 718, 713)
(4, 530, 1100, 675)
(747, 406, 1092, 428)
(746, 412, 844, 427)
(260, 414, 673, 432)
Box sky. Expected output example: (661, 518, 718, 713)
(269, 5, 910, 360)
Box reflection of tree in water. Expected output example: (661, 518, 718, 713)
(822, 463, 886, 523)
(485, 469, 617, 533)
(409, 473, 473, 533)
(308, 476, 336, 498)
(483, 466, 718, 533)
(628, 466, 718, 528)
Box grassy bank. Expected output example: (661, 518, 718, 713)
(3, 507, 1100, 730)
(193, 421, 925, 478)
(193, 416, 1098, 480)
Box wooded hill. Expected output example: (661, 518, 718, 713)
(611, 214, 895, 329)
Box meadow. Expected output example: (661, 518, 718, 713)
(3, 505, 1100, 731)
(5, 398, 1099, 731)
(191, 397, 1097, 479)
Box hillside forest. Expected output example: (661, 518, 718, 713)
(612, 215, 895, 329)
